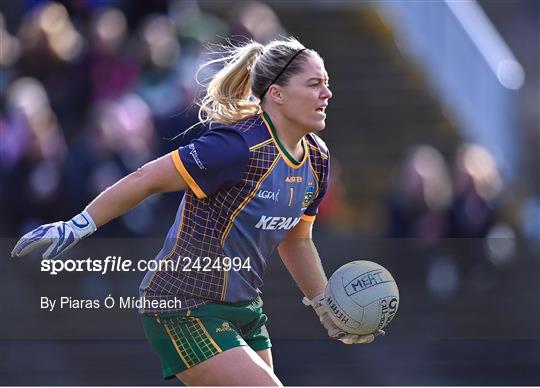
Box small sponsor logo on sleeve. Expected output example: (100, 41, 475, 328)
(188, 144, 206, 170)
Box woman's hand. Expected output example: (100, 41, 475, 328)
(11, 211, 96, 259)
(303, 293, 385, 345)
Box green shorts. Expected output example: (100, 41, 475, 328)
(140, 297, 271, 379)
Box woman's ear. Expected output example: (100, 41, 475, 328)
(268, 85, 284, 105)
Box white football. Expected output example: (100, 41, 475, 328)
(324, 260, 399, 335)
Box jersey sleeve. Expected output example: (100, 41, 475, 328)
(170, 127, 249, 199)
(302, 154, 330, 222)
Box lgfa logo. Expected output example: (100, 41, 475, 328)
(257, 189, 280, 202)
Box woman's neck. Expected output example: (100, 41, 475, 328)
(263, 107, 306, 160)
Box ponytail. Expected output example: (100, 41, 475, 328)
(197, 42, 264, 126)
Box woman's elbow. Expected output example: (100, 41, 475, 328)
(133, 156, 186, 195)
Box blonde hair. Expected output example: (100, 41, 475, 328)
(197, 37, 319, 126)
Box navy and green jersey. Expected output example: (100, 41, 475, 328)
(139, 113, 329, 313)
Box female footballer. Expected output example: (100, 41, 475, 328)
(12, 38, 382, 386)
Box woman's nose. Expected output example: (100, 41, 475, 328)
(322, 84, 332, 99)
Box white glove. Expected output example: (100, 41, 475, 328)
(303, 293, 385, 345)
(11, 210, 97, 259)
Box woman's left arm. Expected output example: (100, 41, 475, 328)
(279, 220, 381, 345)
(277, 220, 327, 300)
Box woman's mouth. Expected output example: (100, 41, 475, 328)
(316, 106, 327, 117)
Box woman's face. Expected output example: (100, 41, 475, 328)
(279, 55, 332, 132)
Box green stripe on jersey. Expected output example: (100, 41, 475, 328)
(263, 112, 302, 166)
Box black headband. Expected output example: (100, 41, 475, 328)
(259, 48, 307, 100)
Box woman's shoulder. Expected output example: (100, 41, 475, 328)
(210, 115, 269, 149)
(305, 132, 329, 159)
(209, 115, 263, 133)
(201, 115, 268, 153)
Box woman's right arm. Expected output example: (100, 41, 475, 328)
(12, 153, 186, 259)
(87, 153, 187, 227)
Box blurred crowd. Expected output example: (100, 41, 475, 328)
(387, 143, 504, 240)
(384, 142, 540, 299)
(0, 0, 286, 237)
(1, 0, 538, 250)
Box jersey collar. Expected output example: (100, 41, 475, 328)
(261, 112, 308, 169)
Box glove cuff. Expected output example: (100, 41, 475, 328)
(70, 210, 97, 237)
(303, 293, 327, 317)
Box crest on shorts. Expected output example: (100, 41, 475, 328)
(302, 182, 315, 208)
(215, 322, 234, 334)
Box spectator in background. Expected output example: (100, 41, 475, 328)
(230, 1, 286, 44)
(0, 11, 21, 76)
(15, 2, 88, 138)
(135, 14, 183, 119)
(386, 144, 453, 239)
(449, 143, 503, 238)
(1, 77, 67, 235)
(168, 0, 229, 44)
(87, 7, 139, 101)
(134, 13, 201, 150)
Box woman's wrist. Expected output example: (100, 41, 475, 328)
(69, 210, 97, 237)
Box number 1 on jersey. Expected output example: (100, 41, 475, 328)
(288, 188, 294, 207)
